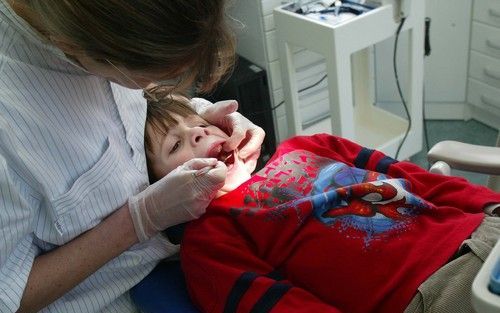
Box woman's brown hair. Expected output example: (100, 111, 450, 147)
(17, 0, 236, 93)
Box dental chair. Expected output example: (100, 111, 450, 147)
(428, 134, 500, 313)
(130, 258, 199, 313)
(427, 134, 500, 192)
(130, 135, 500, 313)
(130, 224, 200, 313)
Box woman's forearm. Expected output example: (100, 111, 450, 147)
(17, 204, 138, 313)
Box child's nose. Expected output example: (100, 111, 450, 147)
(191, 127, 209, 145)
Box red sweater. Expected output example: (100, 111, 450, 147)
(181, 134, 500, 313)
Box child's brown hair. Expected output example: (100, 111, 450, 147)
(144, 86, 199, 182)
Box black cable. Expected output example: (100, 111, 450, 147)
(422, 87, 430, 153)
(422, 104, 431, 170)
(299, 73, 328, 93)
(423, 17, 432, 168)
(424, 17, 432, 57)
(247, 74, 328, 117)
(394, 17, 410, 160)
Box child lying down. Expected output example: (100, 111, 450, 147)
(143, 92, 500, 313)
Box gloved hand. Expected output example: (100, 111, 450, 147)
(128, 158, 227, 242)
(192, 98, 266, 174)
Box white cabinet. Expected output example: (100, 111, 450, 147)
(467, 0, 500, 129)
(230, 0, 500, 145)
(231, 0, 425, 159)
(230, 0, 332, 142)
(230, 0, 431, 149)
(274, 1, 425, 160)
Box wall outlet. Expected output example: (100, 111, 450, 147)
(399, 0, 411, 19)
(380, 0, 410, 22)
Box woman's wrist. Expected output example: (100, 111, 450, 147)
(101, 202, 140, 248)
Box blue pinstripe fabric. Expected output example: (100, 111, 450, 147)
(0, 2, 177, 312)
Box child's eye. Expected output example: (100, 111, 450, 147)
(170, 141, 180, 154)
(199, 124, 208, 128)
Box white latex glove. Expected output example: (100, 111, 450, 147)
(192, 98, 265, 174)
(128, 158, 227, 242)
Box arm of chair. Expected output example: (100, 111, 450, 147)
(427, 138, 500, 313)
(427, 140, 500, 176)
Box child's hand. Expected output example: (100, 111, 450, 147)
(128, 158, 227, 242)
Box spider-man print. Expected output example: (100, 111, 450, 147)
(321, 182, 417, 220)
(310, 162, 430, 244)
(311, 162, 425, 220)
(239, 151, 431, 245)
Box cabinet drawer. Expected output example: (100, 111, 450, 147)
(268, 50, 326, 91)
(473, 0, 500, 28)
(471, 22, 500, 60)
(469, 51, 500, 89)
(468, 78, 500, 110)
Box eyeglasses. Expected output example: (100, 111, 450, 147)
(105, 59, 159, 101)
(106, 59, 182, 103)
